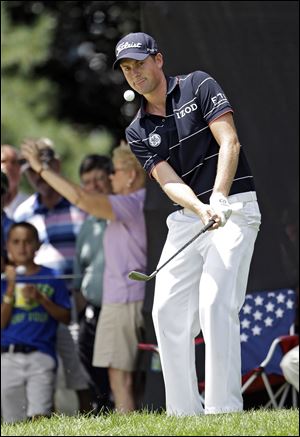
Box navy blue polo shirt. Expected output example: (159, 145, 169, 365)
(126, 71, 255, 204)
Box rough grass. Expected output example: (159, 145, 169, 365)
(1, 408, 299, 436)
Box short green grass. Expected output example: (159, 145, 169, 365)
(1, 409, 299, 436)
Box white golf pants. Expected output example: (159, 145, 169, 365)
(152, 191, 261, 415)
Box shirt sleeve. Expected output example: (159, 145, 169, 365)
(193, 71, 233, 124)
(126, 126, 164, 177)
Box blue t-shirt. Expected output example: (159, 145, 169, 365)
(1, 266, 71, 362)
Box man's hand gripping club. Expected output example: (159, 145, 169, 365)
(209, 192, 232, 227)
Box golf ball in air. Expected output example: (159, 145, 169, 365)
(123, 90, 135, 102)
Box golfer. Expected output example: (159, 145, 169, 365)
(114, 32, 261, 415)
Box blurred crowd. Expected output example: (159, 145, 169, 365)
(1, 139, 147, 423)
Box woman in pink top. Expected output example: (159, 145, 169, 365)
(21, 140, 147, 413)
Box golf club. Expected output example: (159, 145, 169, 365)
(128, 218, 215, 282)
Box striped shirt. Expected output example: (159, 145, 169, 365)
(126, 71, 255, 204)
(14, 194, 87, 278)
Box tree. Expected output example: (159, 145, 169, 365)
(1, 1, 140, 185)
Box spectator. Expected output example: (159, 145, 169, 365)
(14, 138, 91, 413)
(1, 145, 29, 218)
(21, 140, 147, 412)
(1, 222, 71, 423)
(73, 154, 113, 413)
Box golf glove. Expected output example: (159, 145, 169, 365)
(210, 193, 232, 227)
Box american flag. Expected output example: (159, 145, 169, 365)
(240, 288, 296, 375)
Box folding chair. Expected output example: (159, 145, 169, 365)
(239, 288, 297, 408)
(241, 334, 299, 408)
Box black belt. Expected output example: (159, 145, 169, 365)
(1, 344, 37, 354)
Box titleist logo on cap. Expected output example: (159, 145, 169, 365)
(116, 42, 143, 56)
(113, 33, 158, 69)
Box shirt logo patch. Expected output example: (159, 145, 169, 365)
(149, 133, 161, 147)
(175, 103, 198, 119)
(211, 93, 227, 106)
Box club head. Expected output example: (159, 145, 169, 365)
(128, 271, 155, 281)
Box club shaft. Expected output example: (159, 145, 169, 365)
(155, 219, 215, 275)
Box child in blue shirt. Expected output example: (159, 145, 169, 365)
(1, 221, 71, 423)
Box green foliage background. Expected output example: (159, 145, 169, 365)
(1, 1, 118, 188)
